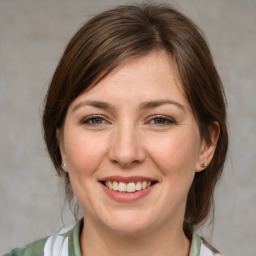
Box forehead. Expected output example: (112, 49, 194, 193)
(70, 51, 188, 108)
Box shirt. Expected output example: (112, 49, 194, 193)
(1, 219, 223, 256)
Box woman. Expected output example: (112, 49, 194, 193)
(3, 3, 228, 256)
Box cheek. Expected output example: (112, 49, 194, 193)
(147, 131, 201, 174)
(64, 133, 108, 175)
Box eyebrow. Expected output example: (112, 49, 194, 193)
(140, 100, 186, 112)
(71, 100, 113, 113)
(71, 99, 186, 113)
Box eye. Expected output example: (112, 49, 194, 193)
(81, 115, 108, 126)
(148, 115, 175, 126)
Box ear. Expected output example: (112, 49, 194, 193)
(56, 128, 68, 172)
(196, 121, 220, 172)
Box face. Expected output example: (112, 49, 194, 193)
(59, 51, 217, 235)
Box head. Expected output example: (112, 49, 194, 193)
(43, 3, 228, 237)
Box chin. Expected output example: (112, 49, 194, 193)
(106, 223, 150, 236)
(100, 211, 157, 236)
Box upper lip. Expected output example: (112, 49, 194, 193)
(99, 176, 157, 183)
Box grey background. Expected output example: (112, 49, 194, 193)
(0, 0, 255, 255)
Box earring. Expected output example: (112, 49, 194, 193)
(201, 162, 207, 168)
(62, 163, 67, 168)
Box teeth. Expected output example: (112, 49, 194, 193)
(141, 181, 147, 189)
(127, 182, 136, 192)
(106, 181, 113, 189)
(135, 181, 141, 191)
(119, 182, 126, 192)
(113, 181, 119, 191)
(104, 181, 152, 193)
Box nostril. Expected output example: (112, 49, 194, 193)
(108, 138, 146, 167)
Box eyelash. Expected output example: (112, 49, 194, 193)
(147, 115, 175, 126)
(81, 115, 175, 127)
(81, 115, 108, 126)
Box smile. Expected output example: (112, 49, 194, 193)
(100, 176, 158, 202)
(104, 181, 152, 193)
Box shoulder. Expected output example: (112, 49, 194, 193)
(1, 237, 48, 256)
(1, 220, 82, 256)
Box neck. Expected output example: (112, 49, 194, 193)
(80, 216, 190, 256)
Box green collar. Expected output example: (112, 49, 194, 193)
(189, 230, 201, 256)
(68, 219, 82, 256)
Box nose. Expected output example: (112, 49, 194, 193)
(108, 124, 146, 168)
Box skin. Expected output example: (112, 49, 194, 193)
(58, 51, 219, 256)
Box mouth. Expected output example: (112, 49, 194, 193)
(99, 176, 158, 193)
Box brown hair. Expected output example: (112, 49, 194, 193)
(43, 3, 228, 237)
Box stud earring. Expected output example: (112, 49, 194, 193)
(201, 162, 207, 168)
(62, 163, 67, 168)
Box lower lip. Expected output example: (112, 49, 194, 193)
(100, 183, 155, 202)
